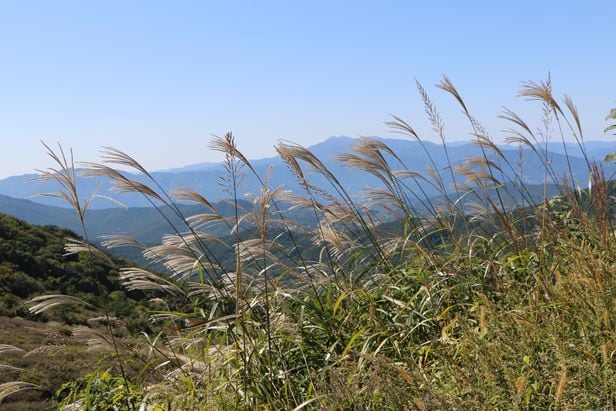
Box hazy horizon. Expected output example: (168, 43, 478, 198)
(1, 1, 615, 178)
(2, 135, 614, 179)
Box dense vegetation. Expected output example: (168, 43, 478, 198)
(0, 213, 158, 409)
(0, 213, 151, 327)
(2, 77, 615, 409)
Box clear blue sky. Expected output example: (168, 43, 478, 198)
(0, 1, 614, 177)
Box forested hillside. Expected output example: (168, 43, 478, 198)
(0, 213, 159, 409)
(0, 213, 149, 326)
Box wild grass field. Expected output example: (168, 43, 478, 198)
(2, 76, 615, 409)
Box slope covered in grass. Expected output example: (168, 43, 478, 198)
(0, 214, 162, 408)
(2, 77, 615, 409)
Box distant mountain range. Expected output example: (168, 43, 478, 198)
(0, 136, 613, 211)
(0, 194, 321, 245)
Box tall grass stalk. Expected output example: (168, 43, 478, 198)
(5, 76, 615, 409)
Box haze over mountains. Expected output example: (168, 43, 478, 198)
(0, 136, 613, 243)
(1, 136, 613, 209)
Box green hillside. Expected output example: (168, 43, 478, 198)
(0, 213, 160, 408)
(0, 213, 151, 326)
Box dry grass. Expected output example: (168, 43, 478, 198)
(3, 76, 616, 409)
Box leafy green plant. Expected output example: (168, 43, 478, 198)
(606, 107, 616, 135)
(57, 370, 142, 410)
